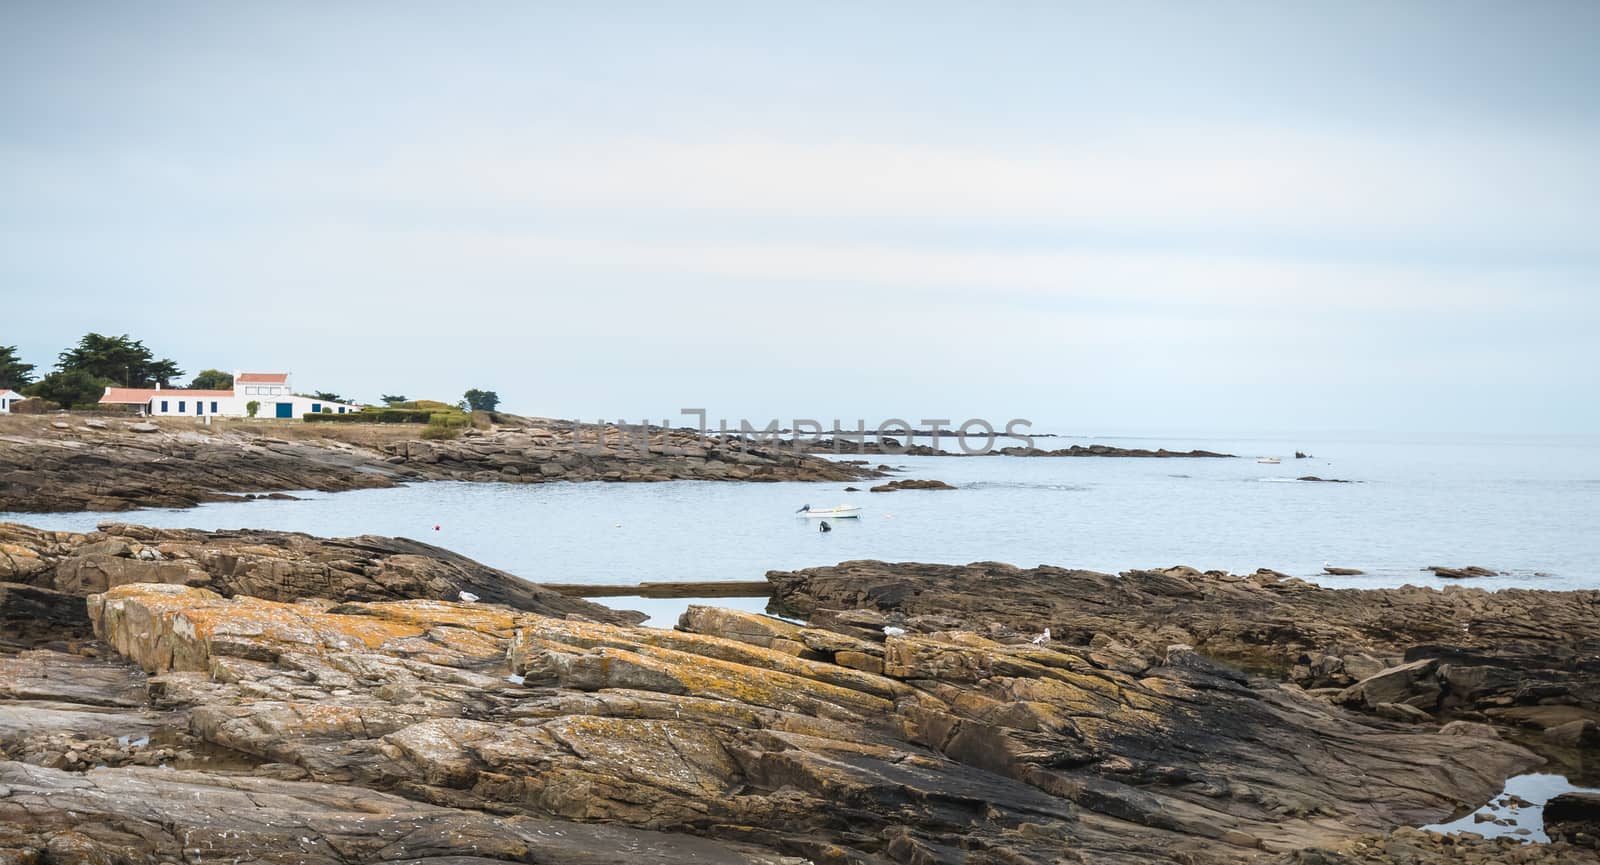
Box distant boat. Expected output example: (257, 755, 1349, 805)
(1256, 457, 1281, 465)
(797, 504, 862, 519)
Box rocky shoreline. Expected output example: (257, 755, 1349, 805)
(768, 561, 1600, 738)
(0, 416, 876, 513)
(2, 525, 1596, 863)
(804, 437, 1236, 458)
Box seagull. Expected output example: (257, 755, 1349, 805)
(818, 520, 832, 533)
(458, 591, 480, 603)
(882, 626, 907, 637)
(1030, 628, 1052, 646)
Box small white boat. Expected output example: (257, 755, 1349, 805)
(1256, 457, 1281, 465)
(796, 504, 862, 519)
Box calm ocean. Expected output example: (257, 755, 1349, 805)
(11, 432, 1598, 598)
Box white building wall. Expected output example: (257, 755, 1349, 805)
(145, 393, 242, 417)
(142, 381, 361, 419)
(239, 393, 361, 418)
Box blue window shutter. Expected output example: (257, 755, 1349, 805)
(161, 401, 168, 412)
(211, 401, 218, 413)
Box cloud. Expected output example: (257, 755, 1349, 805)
(317, 127, 1599, 250)
(12, 121, 1596, 254)
(277, 226, 1566, 317)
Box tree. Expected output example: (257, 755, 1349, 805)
(246, 400, 260, 418)
(380, 394, 408, 406)
(310, 391, 344, 403)
(25, 369, 115, 409)
(56, 333, 183, 387)
(463, 389, 500, 411)
(0, 346, 37, 390)
(188, 369, 234, 390)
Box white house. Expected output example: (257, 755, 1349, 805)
(0, 388, 23, 413)
(98, 371, 362, 419)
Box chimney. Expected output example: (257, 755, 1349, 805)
(155, 382, 161, 390)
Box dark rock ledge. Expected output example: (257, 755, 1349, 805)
(0, 532, 1594, 864)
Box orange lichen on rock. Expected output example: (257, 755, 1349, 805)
(85, 584, 499, 673)
(516, 616, 917, 701)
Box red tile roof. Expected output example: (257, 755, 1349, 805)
(100, 388, 158, 404)
(237, 372, 288, 383)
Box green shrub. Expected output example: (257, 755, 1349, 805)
(416, 412, 468, 440)
(304, 409, 415, 423)
(10, 397, 56, 414)
(463, 388, 499, 411)
(24, 369, 115, 409)
(303, 408, 473, 424)
(383, 399, 457, 412)
(246, 400, 260, 418)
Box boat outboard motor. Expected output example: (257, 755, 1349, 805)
(796, 504, 811, 513)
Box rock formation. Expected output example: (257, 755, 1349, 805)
(997, 444, 1236, 458)
(0, 760, 797, 865)
(0, 521, 637, 623)
(804, 437, 1236, 458)
(1546, 792, 1600, 848)
(0, 419, 875, 512)
(767, 561, 1600, 738)
(4, 532, 1598, 863)
(1426, 565, 1502, 579)
(868, 478, 956, 492)
(0, 576, 1580, 863)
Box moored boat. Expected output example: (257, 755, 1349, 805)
(796, 504, 862, 519)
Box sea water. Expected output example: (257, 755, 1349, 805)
(11, 432, 1598, 591)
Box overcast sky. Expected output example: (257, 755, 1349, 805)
(3, 2, 1597, 433)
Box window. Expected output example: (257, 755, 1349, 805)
(311, 403, 321, 414)
(178, 401, 186, 413)
(211, 402, 218, 413)
(160, 400, 168, 412)
(337, 406, 345, 414)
